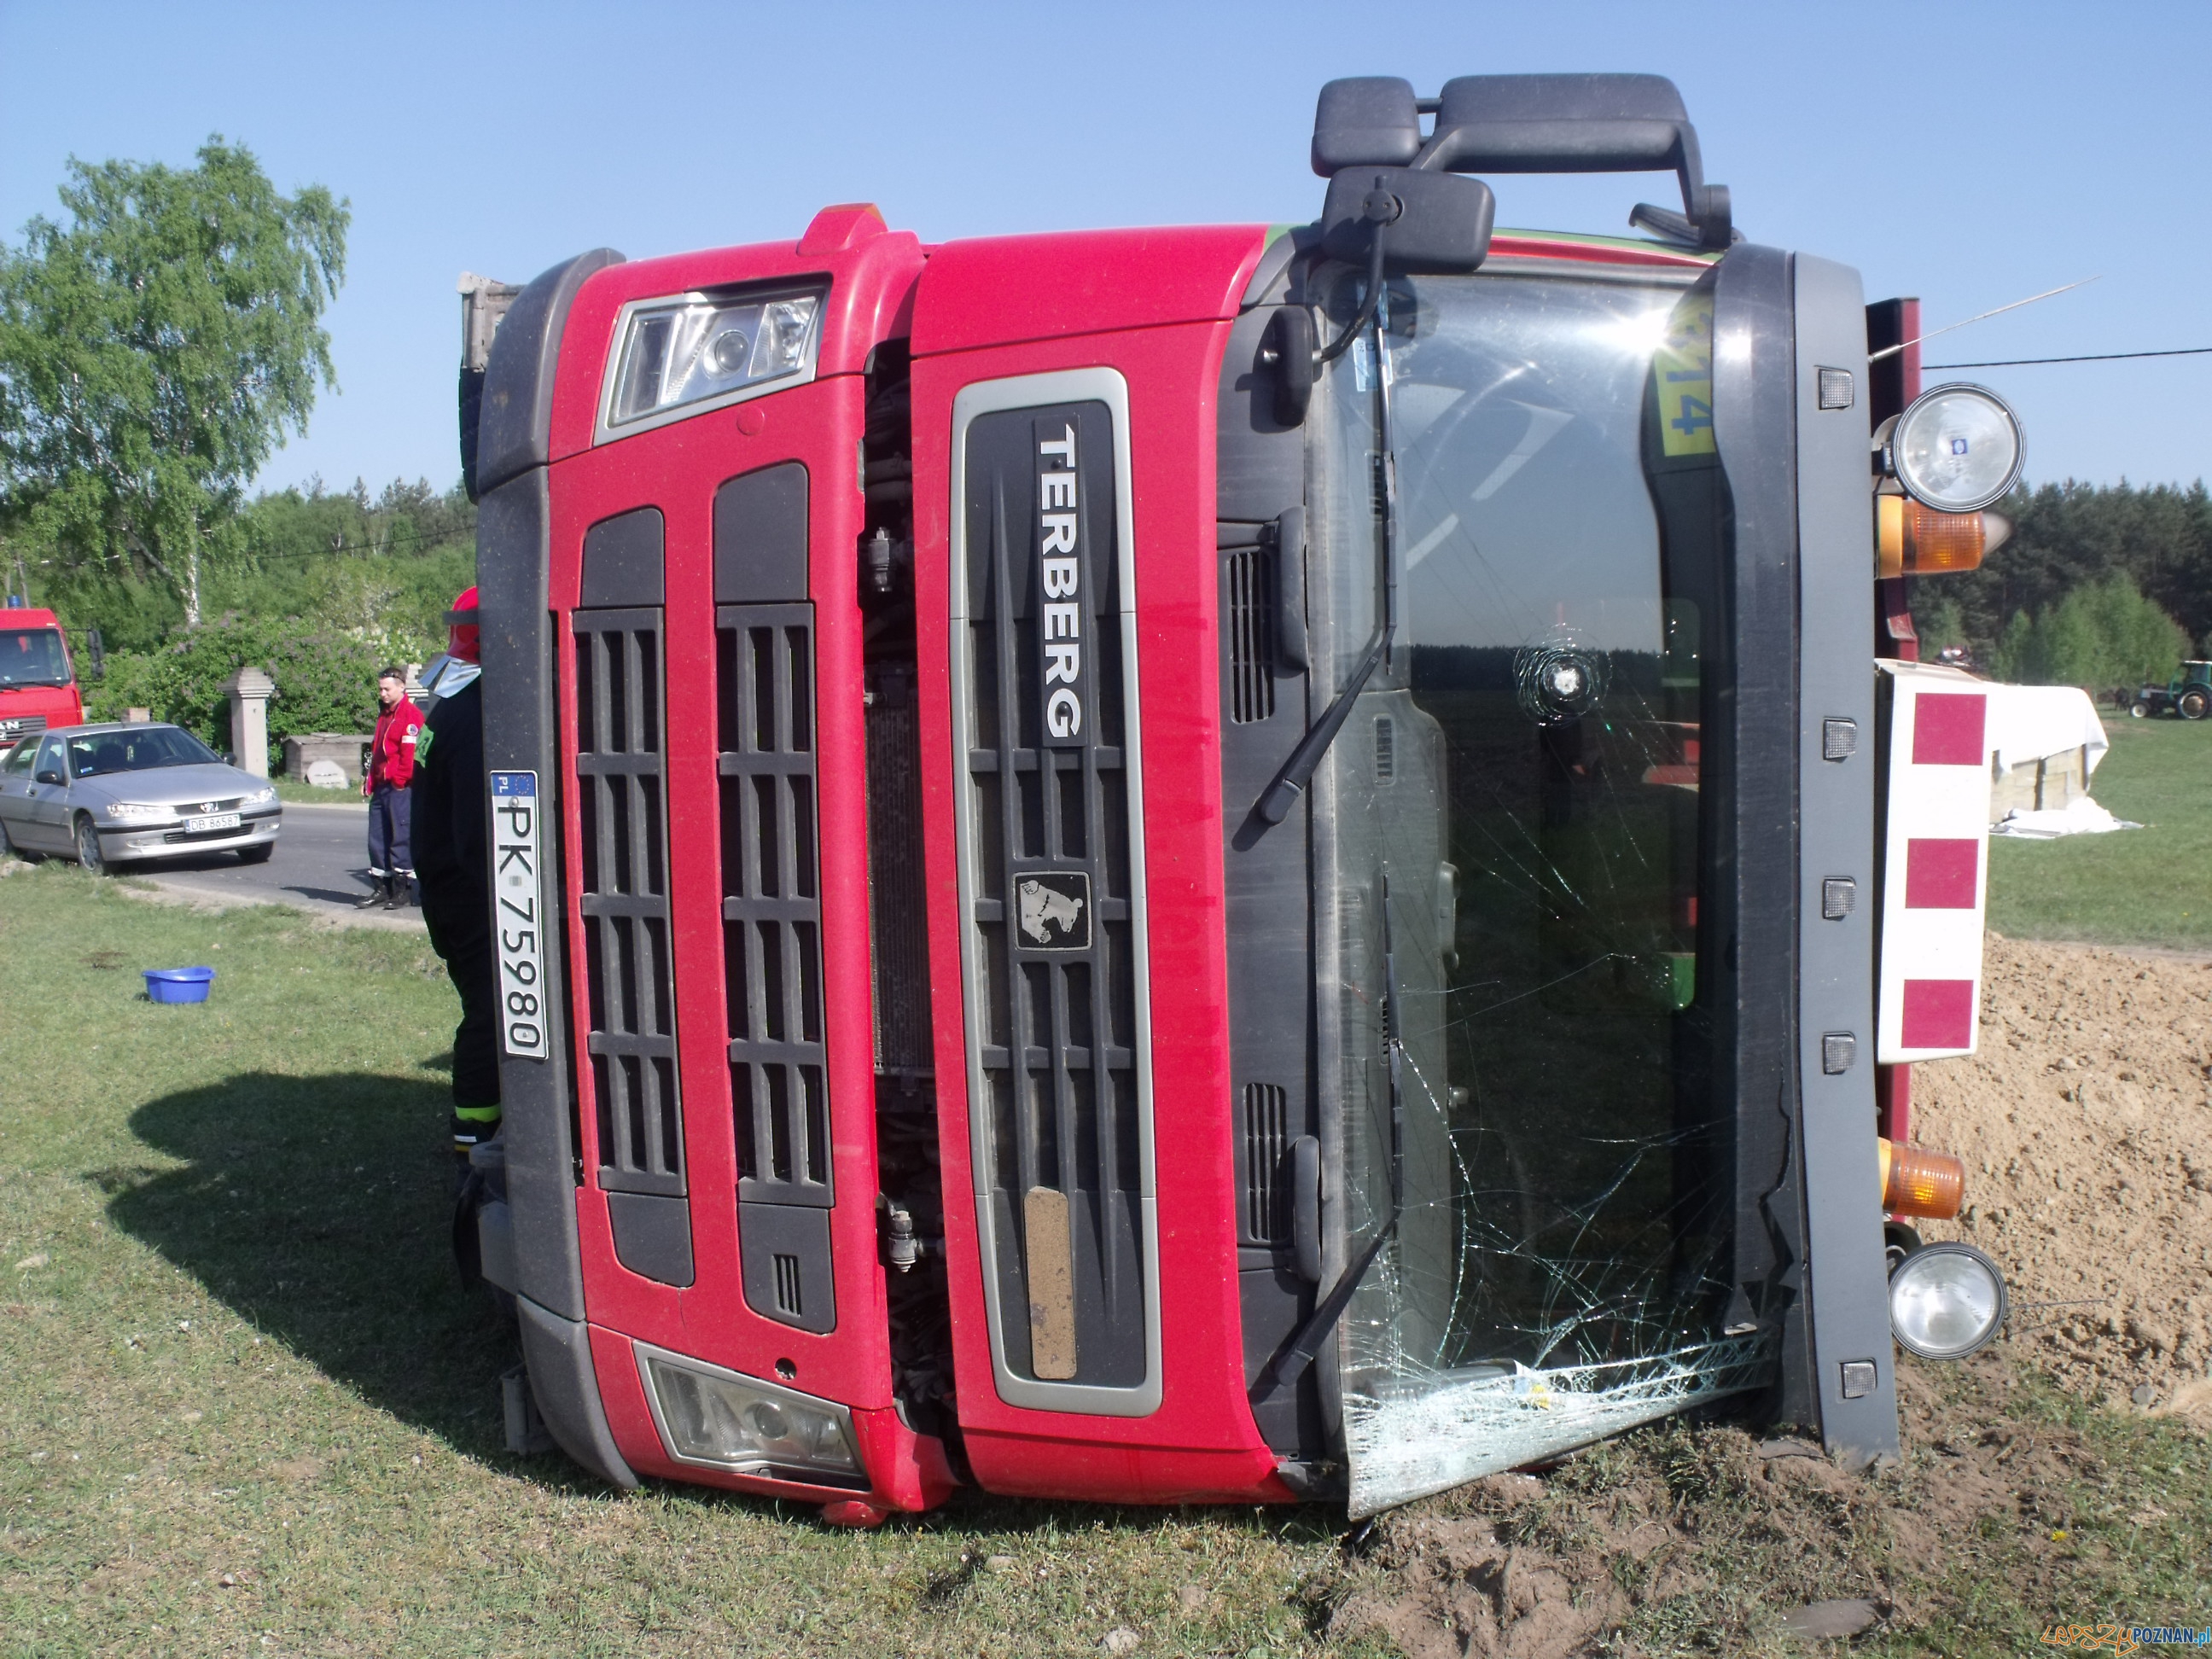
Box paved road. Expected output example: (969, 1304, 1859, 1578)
(131, 800, 425, 931)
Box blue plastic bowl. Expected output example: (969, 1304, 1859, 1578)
(143, 966, 215, 1004)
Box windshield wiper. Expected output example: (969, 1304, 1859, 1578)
(1253, 226, 1399, 829)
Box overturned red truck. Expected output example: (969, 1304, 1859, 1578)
(454, 74, 2023, 1522)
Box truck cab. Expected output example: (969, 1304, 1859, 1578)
(0, 608, 84, 748)
(460, 73, 2017, 1521)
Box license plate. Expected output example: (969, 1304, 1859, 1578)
(185, 812, 241, 833)
(489, 771, 548, 1061)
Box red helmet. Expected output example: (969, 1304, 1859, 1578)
(446, 585, 480, 663)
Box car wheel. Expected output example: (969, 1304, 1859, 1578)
(2129, 701, 2151, 719)
(0, 814, 21, 860)
(74, 815, 108, 874)
(2180, 690, 2209, 721)
(236, 841, 275, 864)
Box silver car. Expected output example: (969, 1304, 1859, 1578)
(0, 723, 282, 872)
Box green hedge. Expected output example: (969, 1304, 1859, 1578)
(83, 620, 388, 770)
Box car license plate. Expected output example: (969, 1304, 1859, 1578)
(186, 812, 241, 834)
(489, 771, 548, 1061)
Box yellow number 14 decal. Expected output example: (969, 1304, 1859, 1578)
(1655, 292, 1716, 457)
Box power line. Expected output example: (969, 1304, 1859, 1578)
(1925, 345, 2212, 369)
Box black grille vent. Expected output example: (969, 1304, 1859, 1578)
(1226, 547, 1277, 725)
(1374, 715, 1395, 783)
(866, 663, 933, 1074)
(959, 398, 1150, 1394)
(719, 606, 831, 1208)
(719, 602, 837, 1334)
(1241, 1083, 1289, 1243)
(573, 608, 684, 1199)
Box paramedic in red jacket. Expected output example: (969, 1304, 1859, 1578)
(360, 666, 424, 910)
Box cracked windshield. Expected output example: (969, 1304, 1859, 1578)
(1312, 266, 1766, 1514)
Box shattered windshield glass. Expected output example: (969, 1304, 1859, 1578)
(1307, 265, 1772, 1516)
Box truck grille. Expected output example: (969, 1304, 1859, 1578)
(719, 603, 836, 1333)
(952, 384, 1157, 1412)
(573, 610, 685, 1202)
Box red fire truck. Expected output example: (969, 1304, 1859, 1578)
(0, 607, 86, 747)
(456, 73, 2023, 1522)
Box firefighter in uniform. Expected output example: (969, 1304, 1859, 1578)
(411, 588, 501, 1161)
(360, 667, 423, 909)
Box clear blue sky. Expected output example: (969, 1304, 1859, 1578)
(5, 1, 2207, 494)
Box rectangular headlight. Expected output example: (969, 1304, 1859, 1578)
(636, 1343, 864, 1486)
(602, 287, 823, 435)
(102, 801, 172, 823)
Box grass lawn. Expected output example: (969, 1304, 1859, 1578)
(4, 863, 2208, 1656)
(1986, 717, 2212, 952)
(0, 864, 1366, 1659)
(271, 776, 364, 806)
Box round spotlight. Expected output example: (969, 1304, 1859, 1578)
(1888, 1240, 2007, 1360)
(1891, 383, 2024, 513)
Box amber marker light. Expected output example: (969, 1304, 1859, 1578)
(1876, 495, 2015, 579)
(1877, 1138, 1966, 1220)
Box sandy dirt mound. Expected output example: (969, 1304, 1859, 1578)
(1318, 934, 2212, 1656)
(1320, 1356, 2105, 1656)
(1912, 935, 2212, 1410)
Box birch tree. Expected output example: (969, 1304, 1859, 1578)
(0, 139, 347, 625)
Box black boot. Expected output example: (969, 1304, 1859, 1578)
(384, 874, 409, 910)
(357, 876, 390, 909)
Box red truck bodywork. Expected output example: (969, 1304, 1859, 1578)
(511, 210, 1725, 1514)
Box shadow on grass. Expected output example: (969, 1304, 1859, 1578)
(101, 1068, 603, 1486)
(102, 1069, 1352, 1543)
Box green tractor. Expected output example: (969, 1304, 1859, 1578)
(2132, 660, 2212, 720)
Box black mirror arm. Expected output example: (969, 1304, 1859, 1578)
(1313, 196, 1396, 367)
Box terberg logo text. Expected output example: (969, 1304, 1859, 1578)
(1037, 421, 1084, 744)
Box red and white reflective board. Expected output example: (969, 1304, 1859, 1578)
(1876, 663, 1993, 1062)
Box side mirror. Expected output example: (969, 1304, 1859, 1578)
(1320, 166, 1494, 273)
(35, 768, 63, 786)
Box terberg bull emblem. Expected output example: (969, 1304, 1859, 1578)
(1016, 872, 1091, 952)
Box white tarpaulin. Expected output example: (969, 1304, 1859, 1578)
(1986, 683, 2109, 778)
(1991, 797, 2143, 839)
(1982, 683, 2135, 836)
